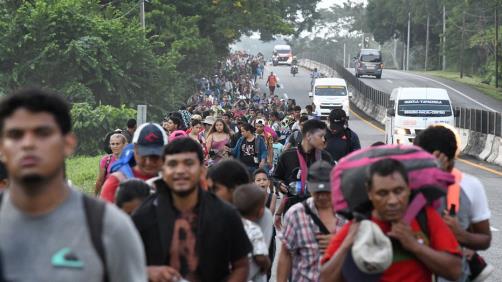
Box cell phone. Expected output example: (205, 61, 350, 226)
(449, 204, 456, 217)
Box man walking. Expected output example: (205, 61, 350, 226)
(324, 109, 360, 162)
(122, 118, 137, 144)
(321, 159, 462, 282)
(0, 89, 146, 281)
(266, 72, 278, 96)
(277, 161, 342, 282)
(133, 138, 251, 282)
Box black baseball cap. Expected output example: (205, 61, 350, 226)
(329, 108, 347, 123)
(308, 160, 332, 193)
(132, 123, 168, 157)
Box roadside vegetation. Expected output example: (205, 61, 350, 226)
(417, 71, 502, 101)
(66, 155, 100, 195)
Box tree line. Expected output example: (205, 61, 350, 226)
(0, 0, 321, 120)
(292, 0, 501, 86)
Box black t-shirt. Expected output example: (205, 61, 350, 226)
(132, 184, 252, 281)
(169, 207, 200, 280)
(325, 128, 361, 162)
(240, 138, 257, 167)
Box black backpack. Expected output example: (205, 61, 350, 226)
(0, 193, 109, 282)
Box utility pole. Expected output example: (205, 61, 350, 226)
(425, 15, 430, 71)
(140, 0, 145, 30)
(406, 12, 411, 71)
(496, 4, 499, 88)
(442, 5, 446, 71)
(402, 32, 406, 70)
(343, 42, 346, 68)
(460, 9, 466, 78)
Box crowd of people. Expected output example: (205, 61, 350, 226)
(0, 51, 494, 282)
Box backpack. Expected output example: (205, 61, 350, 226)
(0, 193, 109, 282)
(331, 144, 454, 213)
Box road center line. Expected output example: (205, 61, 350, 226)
(392, 71, 497, 112)
(386, 79, 393, 84)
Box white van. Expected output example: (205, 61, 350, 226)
(309, 78, 350, 119)
(272, 45, 292, 66)
(385, 87, 457, 144)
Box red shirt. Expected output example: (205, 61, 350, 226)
(267, 75, 277, 87)
(321, 207, 461, 282)
(99, 167, 156, 203)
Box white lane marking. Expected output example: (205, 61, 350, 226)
(490, 226, 499, 232)
(386, 79, 393, 84)
(391, 71, 497, 112)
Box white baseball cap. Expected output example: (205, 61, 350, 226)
(351, 220, 393, 274)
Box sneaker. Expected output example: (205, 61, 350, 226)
(469, 252, 494, 282)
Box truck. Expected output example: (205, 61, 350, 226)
(385, 87, 457, 144)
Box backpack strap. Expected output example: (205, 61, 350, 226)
(416, 208, 429, 238)
(447, 168, 463, 214)
(403, 193, 430, 238)
(302, 201, 330, 235)
(82, 195, 109, 282)
(265, 193, 273, 209)
(103, 155, 113, 179)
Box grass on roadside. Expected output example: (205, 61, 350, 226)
(66, 155, 101, 195)
(416, 70, 502, 101)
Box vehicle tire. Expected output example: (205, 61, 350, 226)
(355, 73, 359, 78)
(293, 72, 296, 77)
(376, 74, 381, 79)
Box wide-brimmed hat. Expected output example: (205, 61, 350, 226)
(203, 116, 216, 125)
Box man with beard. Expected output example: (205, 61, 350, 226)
(324, 109, 360, 162)
(133, 138, 252, 282)
(0, 89, 146, 281)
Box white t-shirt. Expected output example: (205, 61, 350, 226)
(242, 218, 268, 282)
(458, 173, 491, 227)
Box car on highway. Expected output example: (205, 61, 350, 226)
(272, 44, 293, 66)
(385, 87, 457, 144)
(354, 49, 383, 79)
(309, 78, 350, 119)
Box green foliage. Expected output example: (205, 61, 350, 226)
(71, 103, 136, 155)
(364, 0, 500, 75)
(67, 155, 101, 195)
(0, 0, 321, 120)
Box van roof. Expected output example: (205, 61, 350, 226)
(392, 87, 450, 100)
(314, 77, 347, 86)
(274, 45, 291, 50)
(361, 49, 381, 54)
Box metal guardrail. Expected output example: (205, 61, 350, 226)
(301, 55, 502, 137)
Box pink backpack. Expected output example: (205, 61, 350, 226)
(331, 144, 454, 212)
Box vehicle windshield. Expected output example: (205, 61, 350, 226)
(315, 86, 347, 96)
(360, 54, 381, 62)
(397, 99, 452, 117)
(276, 49, 291, 54)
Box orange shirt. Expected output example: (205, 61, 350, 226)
(267, 75, 277, 86)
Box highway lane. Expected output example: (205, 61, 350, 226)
(264, 64, 502, 281)
(347, 68, 502, 112)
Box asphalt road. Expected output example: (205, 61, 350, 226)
(263, 64, 502, 281)
(348, 68, 502, 112)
